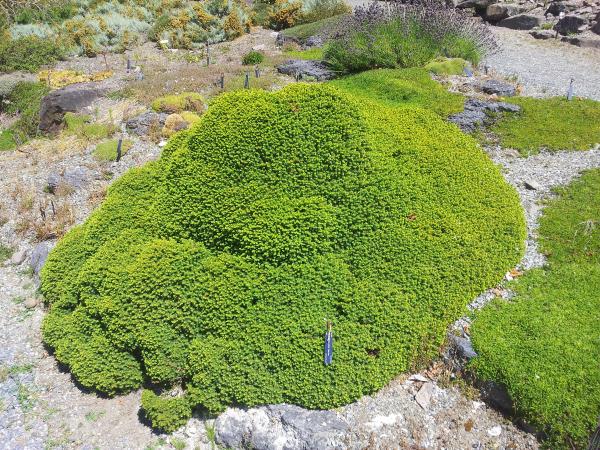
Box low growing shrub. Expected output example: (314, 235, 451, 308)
(424, 57, 469, 76)
(471, 169, 600, 449)
(4, 81, 50, 140)
(0, 35, 66, 73)
(41, 84, 524, 422)
(323, 2, 496, 74)
(141, 390, 192, 433)
(93, 139, 133, 161)
(242, 50, 265, 65)
(63, 113, 115, 141)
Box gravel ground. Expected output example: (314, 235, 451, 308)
(484, 27, 600, 101)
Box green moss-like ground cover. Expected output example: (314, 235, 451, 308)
(490, 97, 600, 155)
(330, 68, 464, 118)
(471, 169, 600, 449)
(41, 82, 524, 430)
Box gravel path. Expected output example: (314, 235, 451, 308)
(485, 27, 600, 101)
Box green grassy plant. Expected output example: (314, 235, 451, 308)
(490, 96, 600, 155)
(330, 68, 464, 118)
(41, 84, 524, 430)
(284, 47, 324, 60)
(93, 139, 133, 162)
(471, 169, 600, 449)
(63, 113, 115, 141)
(2, 81, 50, 146)
(279, 14, 344, 41)
(0, 129, 16, 151)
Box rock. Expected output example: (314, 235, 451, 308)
(277, 60, 336, 81)
(530, 29, 557, 40)
(63, 166, 93, 189)
(415, 382, 436, 409)
(448, 334, 478, 360)
(560, 33, 600, 48)
(304, 35, 324, 48)
(408, 374, 430, 382)
(593, 13, 600, 35)
(9, 249, 27, 266)
(546, 1, 580, 16)
(554, 14, 588, 34)
(39, 82, 108, 134)
(30, 241, 52, 278)
(456, 0, 495, 10)
(215, 404, 349, 449)
(524, 180, 542, 190)
(448, 98, 520, 132)
(485, 3, 529, 22)
(498, 13, 545, 29)
(480, 79, 517, 97)
(24, 298, 38, 309)
(126, 111, 168, 136)
(47, 173, 62, 194)
(488, 425, 502, 437)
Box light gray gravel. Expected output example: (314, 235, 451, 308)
(485, 27, 600, 101)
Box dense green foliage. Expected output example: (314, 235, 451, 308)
(242, 50, 265, 66)
(283, 47, 324, 60)
(94, 139, 133, 161)
(0, 35, 66, 73)
(141, 390, 192, 433)
(490, 97, 600, 155)
(424, 57, 469, 76)
(151, 93, 204, 114)
(471, 169, 600, 449)
(330, 68, 464, 118)
(41, 83, 524, 429)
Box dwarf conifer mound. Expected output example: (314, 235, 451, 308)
(41, 84, 525, 428)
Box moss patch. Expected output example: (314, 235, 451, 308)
(330, 68, 464, 118)
(424, 57, 468, 76)
(280, 15, 344, 41)
(0, 129, 16, 151)
(284, 47, 324, 60)
(490, 96, 600, 155)
(63, 113, 115, 140)
(41, 84, 524, 429)
(151, 92, 204, 114)
(471, 169, 600, 449)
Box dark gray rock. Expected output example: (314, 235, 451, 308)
(554, 14, 588, 35)
(447, 334, 478, 360)
(593, 13, 600, 35)
(485, 3, 529, 22)
(304, 35, 324, 48)
(561, 33, 600, 48)
(30, 241, 53, 278)
(39, 82, 108, 134)
(63, 166, 93, 189)
(448, 98, 520, 132)
(546, 1, 580, 16)
(497, 13, 545, 29)
(530, 29, 557, 40)
(215, 404, 349, 450)
(456, 0, 495, 10)
(126, 111, 168, 136)
(277, 60, 336, 81)
(480, 79, 517, 97)
(47, 173, 62, 194)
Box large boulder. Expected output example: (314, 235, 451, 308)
(485, 3, 530, 22)
(480, 79, 517, 97)
(39, 82, 108, 134)
(456, 0, 495, 10)
(126, 111, 168, 136)
(554, 14, 588, 35)
(497, 12, 545, 29)
(593, 14, 600, 35)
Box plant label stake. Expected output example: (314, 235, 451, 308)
(255, 65, 260, 78)
(127, 57, 132, 72)
(220, 73, 225, 90)
(116, 138, 123, 162)
(244, 71, 250, 89)
(567, 78, 574, 101)
(206, 42, 211, 66)
(324, 321, 333, 366)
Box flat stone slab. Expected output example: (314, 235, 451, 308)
(277, 60, 336, 81)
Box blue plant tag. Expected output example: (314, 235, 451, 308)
(324, 322, 333, 366)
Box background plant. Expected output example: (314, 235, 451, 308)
(322, 1, 496, 73)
